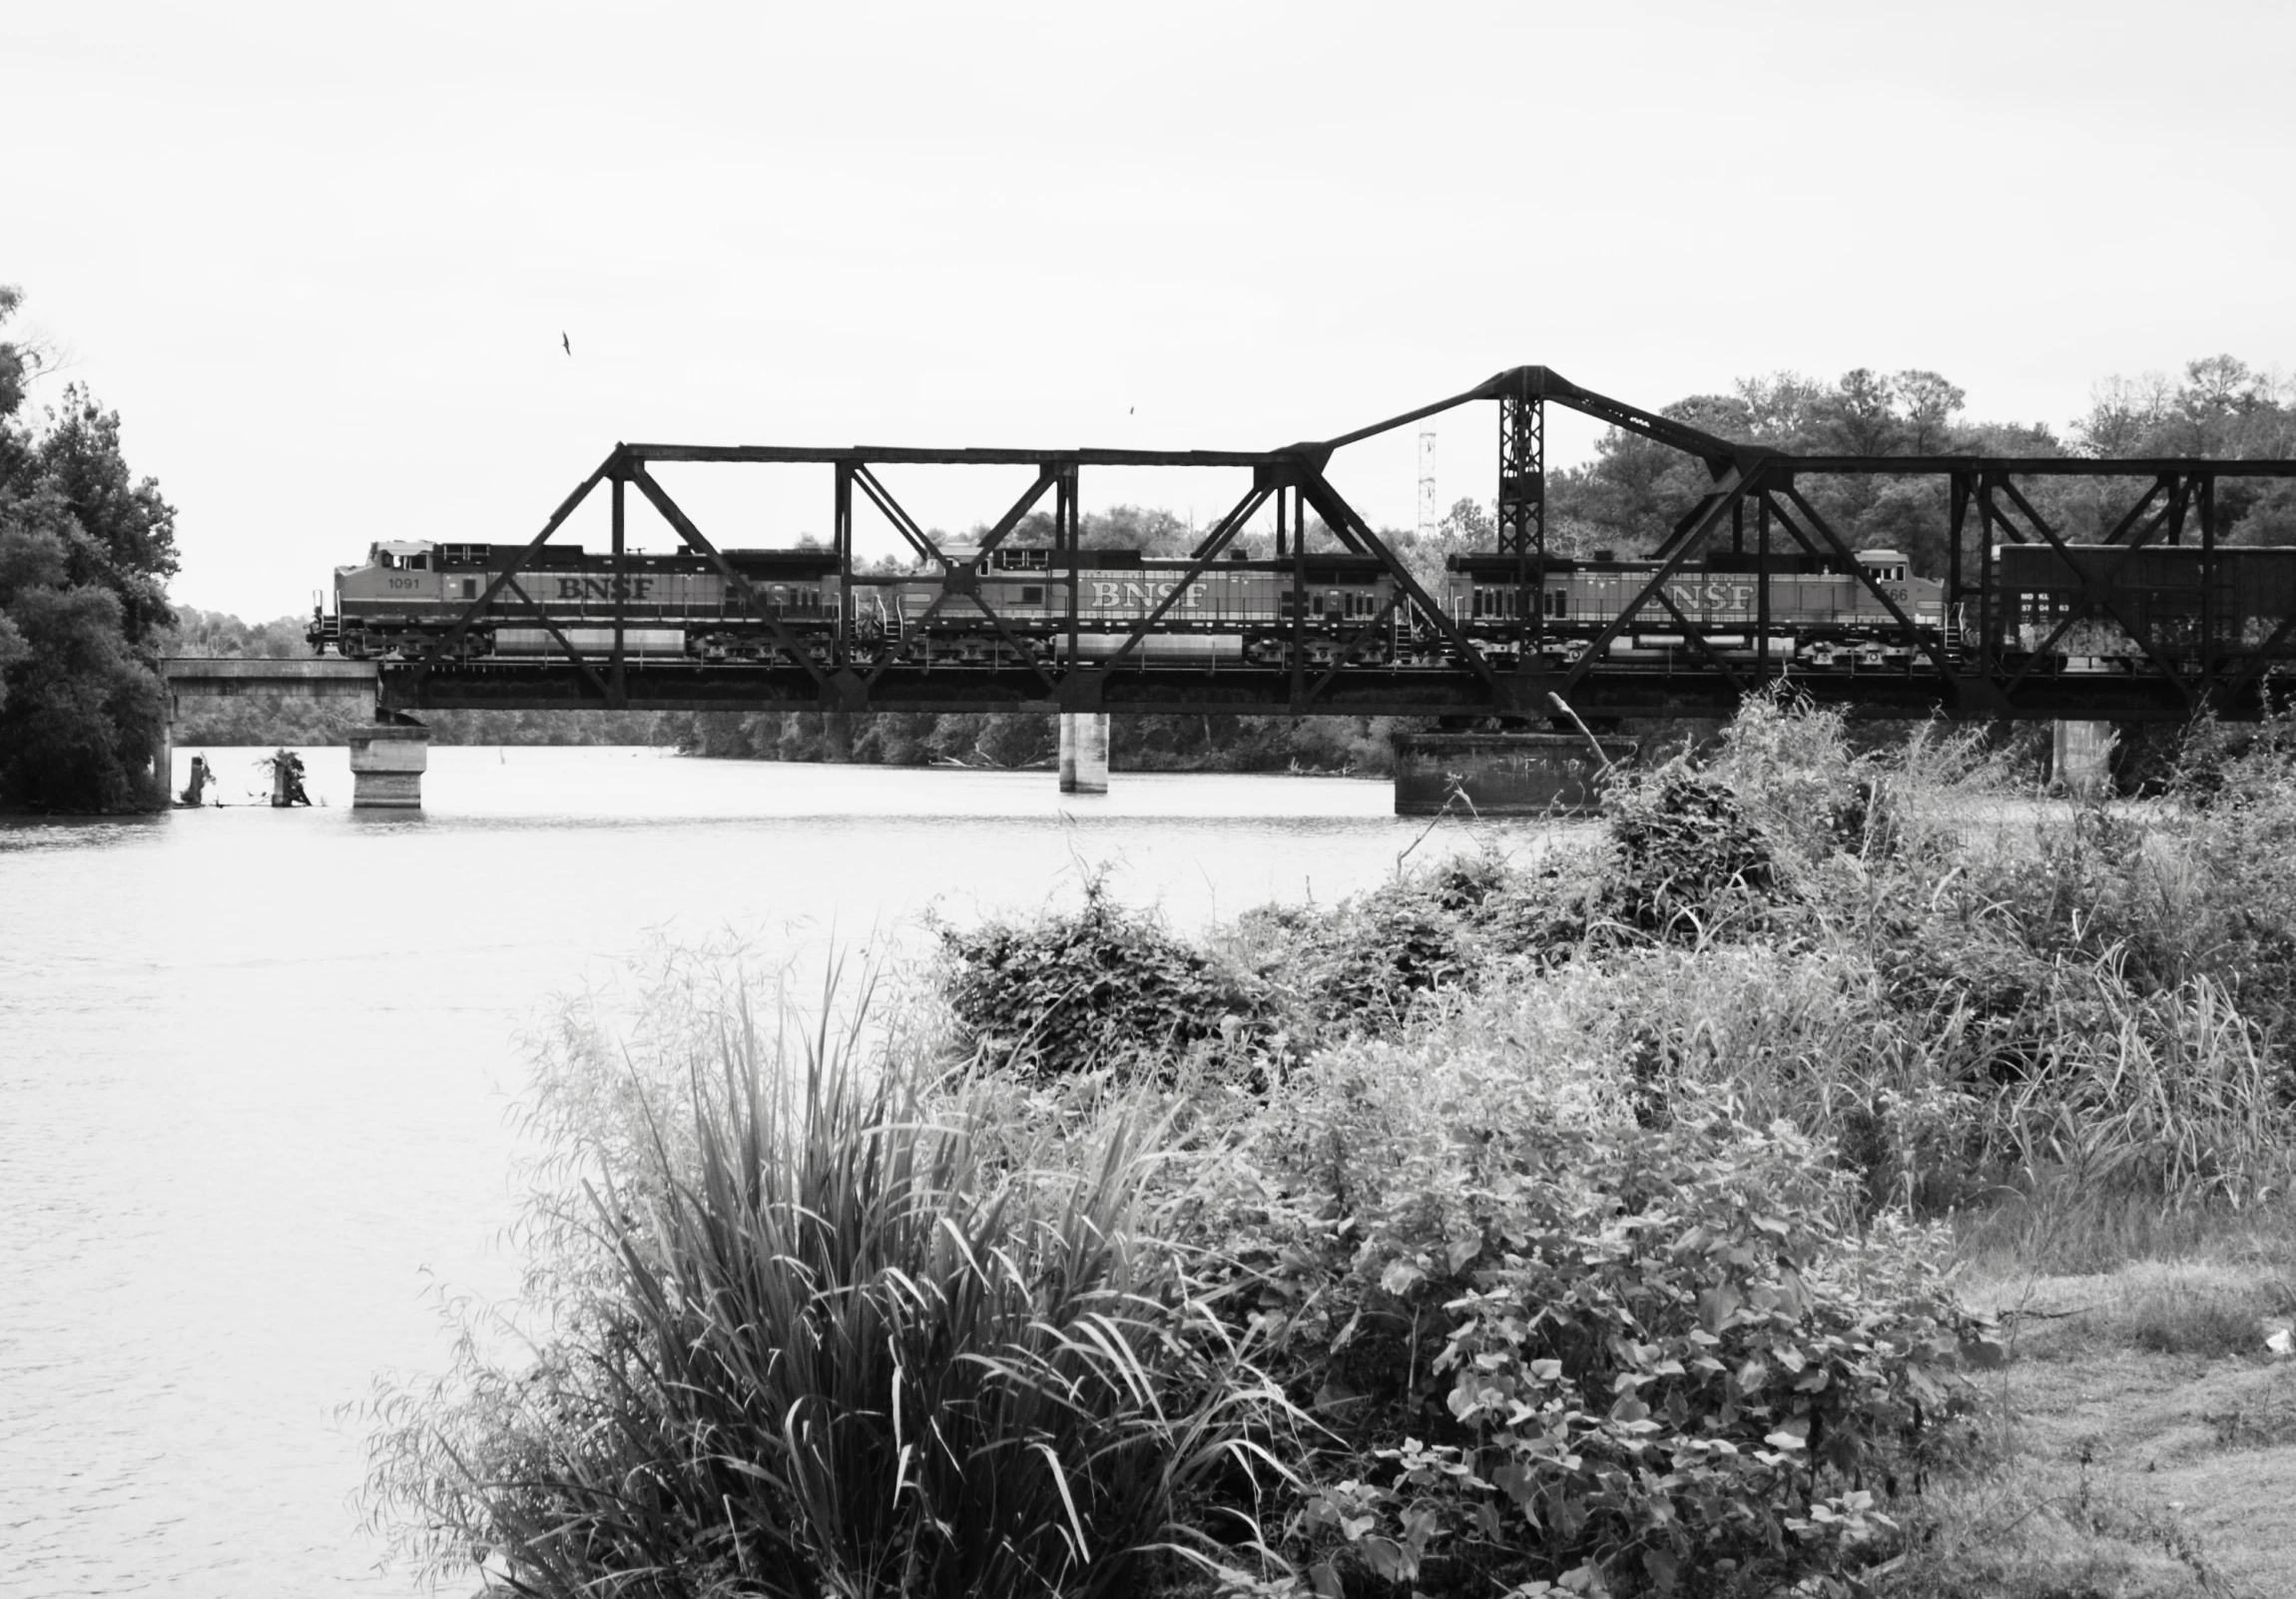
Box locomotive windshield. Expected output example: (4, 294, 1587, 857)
(369, 540, 434, 571)
(1856, 548, 1908, 583)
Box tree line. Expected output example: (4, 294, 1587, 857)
(1538, 358, 2296, 582)
(7, 276, 2293, 807)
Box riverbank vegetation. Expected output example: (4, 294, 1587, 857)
(361, 692, 2296, 1595)
(0, 286, 176, 810)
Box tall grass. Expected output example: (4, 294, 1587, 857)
(365, 970, 1295, 1598)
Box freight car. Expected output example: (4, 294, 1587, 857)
(1440, 548, 1947, 670)
(1994, 542, 2296, 672)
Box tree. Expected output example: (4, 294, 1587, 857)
(0, 285, 30, 419)
(1435, 496, 1493, 544)
(1733, 371, 1827, 442)
(0, 287, 174, 810)
(1894, 369, 1966, 454)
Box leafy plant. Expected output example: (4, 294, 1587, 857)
(1225, 1096, 1990, 1598)
(938, 879, 1274, 1080)
(1602, 771, 1779, 941)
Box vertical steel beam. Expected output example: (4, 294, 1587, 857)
(1057, 464, 1079, 673)
(1757, 493, 1772, 679)
(1499, 388, 1544, 659)
(627, 466, 832, 688)
(610, 471, 627, 707)
(1497, 391, 1544, 556)
(1290, 484, 1306, 710)
(2199, 473, 2217, 704)
(1948, 472, 1972, 614)
(1977, 475, 1999, 683)
(834, 461, 855, 667)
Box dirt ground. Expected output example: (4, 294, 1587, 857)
(1899, 1266, 2296, 1598)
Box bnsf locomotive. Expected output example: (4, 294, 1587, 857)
(309, 534, 2296, 677)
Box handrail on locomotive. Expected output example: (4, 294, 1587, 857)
(309, 366, 2296, 723)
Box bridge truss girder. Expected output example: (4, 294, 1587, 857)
(381, 367, 2296, 724)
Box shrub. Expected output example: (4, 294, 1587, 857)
(365, 977, 1294, 1599)
(938, 880, 1274, 1079)
(1219, 1084, 1991, 1599)
(1602, 771, 1779, 941)
(1269, 875, 1481, 1032)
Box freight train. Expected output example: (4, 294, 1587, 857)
(308, 534, 2295, 678)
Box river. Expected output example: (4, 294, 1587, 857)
(0, 745, 1524, 1598)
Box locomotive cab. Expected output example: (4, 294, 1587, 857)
(338, 540, 445, 595)
(369, 541, 433, 571)
(1855, 549, 1910, 586)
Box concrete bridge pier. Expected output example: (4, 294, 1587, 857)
(1058, 713, 1109, 795)
(347, 722, 430, 809)
(2051, 720, 2117, 800)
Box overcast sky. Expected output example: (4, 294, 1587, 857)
(8, 0, 2294, 619)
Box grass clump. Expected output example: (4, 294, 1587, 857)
(364, 966, 1295, 1599)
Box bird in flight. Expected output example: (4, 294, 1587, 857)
(561, 332, 571, 356)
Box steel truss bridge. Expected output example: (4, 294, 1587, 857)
(379, 368, 2296, 725)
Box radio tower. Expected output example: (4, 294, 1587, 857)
(1417, 430, 1437, 540)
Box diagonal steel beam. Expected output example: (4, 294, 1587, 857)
(976, 465, 1059, 558)
(1649, 587, 1748, 698)
(1292, 470, 1506, 697)
(1754, 487, 1826, 558)
(627, 465, 833, 689)
(1099, 483, 1273, 672)
(2215, 608, 2296, 702)
(405, 459, 610, 692)
(1652, 462, 1754, 560)
(855, 462, 1057, 687)
(1985, 472, 2192, 701)
(1778, 483, 1963, 685)
(1189, 482, 1273, 561)
(503, 575, 613, 701)
(1997, 606, 2092, 702)
(1560, 469, 1751, 693)
(1302, 593, 1403, 707)
(2100, 476, 2170, 546)
(852, 464, 953, 569)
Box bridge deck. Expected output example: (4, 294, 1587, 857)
(164, 658, 379, 699)
(385, 661, 2203, 723)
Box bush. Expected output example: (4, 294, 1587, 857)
(1215, 1072, 1991, 1598)
(938, 881, 1275, 1080)
(1242, 877, 1481, 1037)
(1602, 771, 1779, 941)
(365, 974, 1293, 1599)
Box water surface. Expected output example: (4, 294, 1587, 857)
(0, 746, 1520, 1596)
